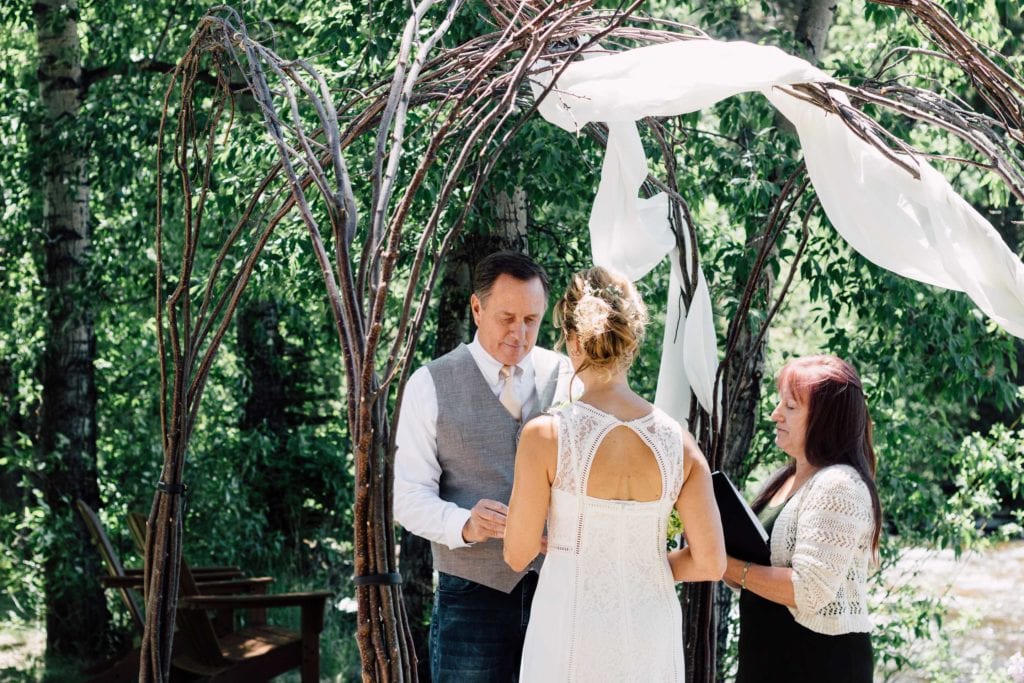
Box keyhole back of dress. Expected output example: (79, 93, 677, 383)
(585, 425, 663, 502)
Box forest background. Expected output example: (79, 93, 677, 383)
(1, 0, 1023, 681)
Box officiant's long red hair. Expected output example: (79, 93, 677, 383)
(752, 355, 883, 553)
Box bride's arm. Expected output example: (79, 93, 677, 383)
(668, 432, 726, 581)
(504, 415, 558, 572)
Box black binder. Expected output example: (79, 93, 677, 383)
(711, 471, 770, 565)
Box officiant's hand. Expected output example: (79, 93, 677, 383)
(462, 499, 508, 543)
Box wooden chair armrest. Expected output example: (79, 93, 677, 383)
(179, 591, 332, 610)
(121, 565, 242, 577)
(195, 577, 273, 594)
(190, 566, 243, 575)
(100, 576, 273, 592)
(181, 591, 332, 635)
(180, 570, 245, 582)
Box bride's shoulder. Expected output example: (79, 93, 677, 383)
(518, 414, 559, 468)
(680, 432, 711, 481)
(522, 412, 559, 438)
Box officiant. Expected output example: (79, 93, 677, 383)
(393, 250, 573, 682)
(722, 355, 881, 682)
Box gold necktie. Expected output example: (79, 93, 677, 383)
(499, 365, 522, 420)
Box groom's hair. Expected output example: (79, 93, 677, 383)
(473, 250, 550, 302)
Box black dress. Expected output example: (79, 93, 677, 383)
(735, 503, 873, 683)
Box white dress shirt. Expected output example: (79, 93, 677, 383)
(394, 334, 563, 550)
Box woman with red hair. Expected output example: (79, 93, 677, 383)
(724, 355, 881, 682)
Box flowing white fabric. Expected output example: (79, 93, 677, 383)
(591, 121, 675, 279)
(532, 38, 1024, 423)
(767, 86, 1024, 334)
(654, 252, 691, 422)
(521, 402, 685, 682)
(683, 268, 718, 415)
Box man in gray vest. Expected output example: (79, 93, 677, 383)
(394, 251, 572, 682)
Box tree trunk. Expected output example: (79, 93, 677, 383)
(721, 299, 771, 482)
(239, 299, 288, 433)
(714, 0, 835, 470)
(33, 0, 111, 668)
(237, 298, 298, 542)
(795, 0, 838, 61)
(715, 2, 835, 480)
(398, 186, 530, 681)
(491, 187, 530, 254)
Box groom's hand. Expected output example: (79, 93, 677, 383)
(462, 499, 508, 543)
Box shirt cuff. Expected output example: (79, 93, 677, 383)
(444, 507, 474, 550)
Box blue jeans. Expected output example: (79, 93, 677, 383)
(429, 572, 538, 683)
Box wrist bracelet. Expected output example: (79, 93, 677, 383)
(740, 561, 752, 591)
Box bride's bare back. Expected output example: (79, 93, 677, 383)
(586, 423, 663, 503)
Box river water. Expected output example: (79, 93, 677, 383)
(886, 540, 1024, 681)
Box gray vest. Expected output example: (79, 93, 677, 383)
(427, 343, 563, 592)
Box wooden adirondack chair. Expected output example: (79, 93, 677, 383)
(77, 500, 259, 615)
(77, 500, 245, 610)
(76, 500, 274, 682)
(76, 500, 150, 683)
(126, 511, 332, 682)
(76, 500, 242, 682)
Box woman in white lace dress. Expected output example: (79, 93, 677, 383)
(723, 355, 881, 682)
(503, 266, 725, 682)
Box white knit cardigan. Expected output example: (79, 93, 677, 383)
(771, 464, 875, 635)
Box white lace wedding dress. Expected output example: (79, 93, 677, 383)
(520, 401, 686, 682)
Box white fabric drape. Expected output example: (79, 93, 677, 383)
(531, 39, 1024, 425)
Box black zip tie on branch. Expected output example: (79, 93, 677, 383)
(353, 572, 403, 587)
(156, 481, 187, 495)
(156, 481, 191, 525)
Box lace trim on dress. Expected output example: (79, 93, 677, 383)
(553, 401, 684, 501)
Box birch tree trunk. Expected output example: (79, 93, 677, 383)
(795, 0, 838, 60)
(33, 0, 110, 668)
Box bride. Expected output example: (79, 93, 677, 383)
(504, 266, 725, 682)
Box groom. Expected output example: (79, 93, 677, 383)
(394, 250, 572, 682)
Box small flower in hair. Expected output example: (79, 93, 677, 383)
(574, 293, 612, 343)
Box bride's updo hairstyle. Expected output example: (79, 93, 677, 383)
(555, 266, 648, 378)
